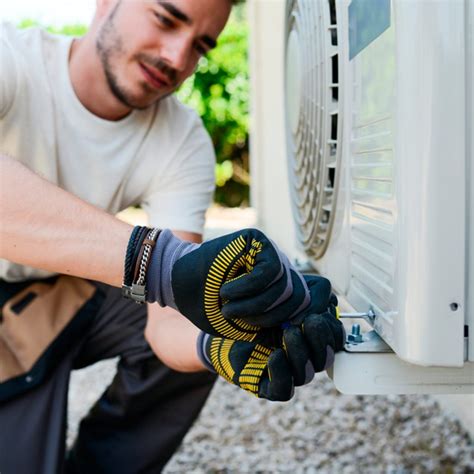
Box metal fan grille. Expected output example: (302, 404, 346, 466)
(284, 0, 342, 260)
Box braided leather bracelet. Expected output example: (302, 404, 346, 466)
(123, 225, 142, 287)
(129, 227, 150, 281)
(122, 227, 161, 303)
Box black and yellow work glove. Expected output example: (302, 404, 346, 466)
(195, 275, 344, 399)
(197, 332, 294, 402)
(240, 275, 345, 386)
(146, 228, 310, 341)
(276, 276, 345, 385)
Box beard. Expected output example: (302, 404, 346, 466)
(95, 1, 178, 110)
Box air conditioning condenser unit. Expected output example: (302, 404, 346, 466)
(250, 0, 474, 393)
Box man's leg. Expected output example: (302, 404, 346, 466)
(0, 352, 76, 474)
(66, 283, 217, 474)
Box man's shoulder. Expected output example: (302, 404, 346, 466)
(1, 22, 65, 50)
(136, 96, 214, 170)
(1, 22, 22, 43)
(147, 95, 212, 149)
(158, 95, 202, 128)
(1, 22, 70, 79)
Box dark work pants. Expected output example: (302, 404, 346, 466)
(0, 282, 217, 474)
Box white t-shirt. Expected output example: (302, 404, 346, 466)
(0, 23, 216, 281)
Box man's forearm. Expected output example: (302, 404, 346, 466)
(0, 154, 132, 286)
(146, 303, 206, 372)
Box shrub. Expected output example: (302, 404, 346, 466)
(177, 7, 249, 207)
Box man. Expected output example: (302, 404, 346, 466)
(0, 1, 343, 473)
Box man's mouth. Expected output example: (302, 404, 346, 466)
(139, 62, 172, 89)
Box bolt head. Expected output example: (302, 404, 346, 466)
(347, 333, 363, 343)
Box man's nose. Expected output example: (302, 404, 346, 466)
(161, 37, 191, 73)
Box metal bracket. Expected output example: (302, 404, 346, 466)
(344, 329, 393, 353)
(286, 268, 393, 354)
(338, 310, 394, 353)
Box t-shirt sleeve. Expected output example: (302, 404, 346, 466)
(0, 24, 19, 118)
(141, 116, 216, 235)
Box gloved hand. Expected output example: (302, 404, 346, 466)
(242, 276, 345, 386)
(195, 275, 344, 398)
(196, 332, 294, 401)
(282, 289, 345, 386)
(146, 228, 310, 341)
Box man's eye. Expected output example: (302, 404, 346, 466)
(194, 44, 207, 55)
(155, 13, 174, 28)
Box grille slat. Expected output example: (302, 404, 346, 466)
(285, 0, 342, 260)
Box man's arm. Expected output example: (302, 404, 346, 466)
(0, 154, 204, 371)
(0, 154, 132, 286)
(1, 155, 315, 351)
(145, 230, 206, 373)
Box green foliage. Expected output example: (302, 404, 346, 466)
(19, 8, 250, 207)
(18, 19, 88, 37)
(177, 7, 249, 207)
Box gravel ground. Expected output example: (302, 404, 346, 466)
(68, 207, 474, 472)
(69, 363, 474, 473)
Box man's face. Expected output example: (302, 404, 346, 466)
(94, 0, 232, 110)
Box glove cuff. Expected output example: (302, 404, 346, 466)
(146, 229, 199, 306)
(196, 332, 216, 373)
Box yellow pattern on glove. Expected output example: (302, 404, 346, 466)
(204, 236, 263, 341)
(209, 337, 271, 397)
(209, 337, 235, 383)
(238, 345, 272, 395)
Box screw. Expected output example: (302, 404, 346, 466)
(339, 309, 375, 320)
(347, 323, 363, 343)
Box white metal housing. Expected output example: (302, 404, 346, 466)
(249, 0, 473, 391)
